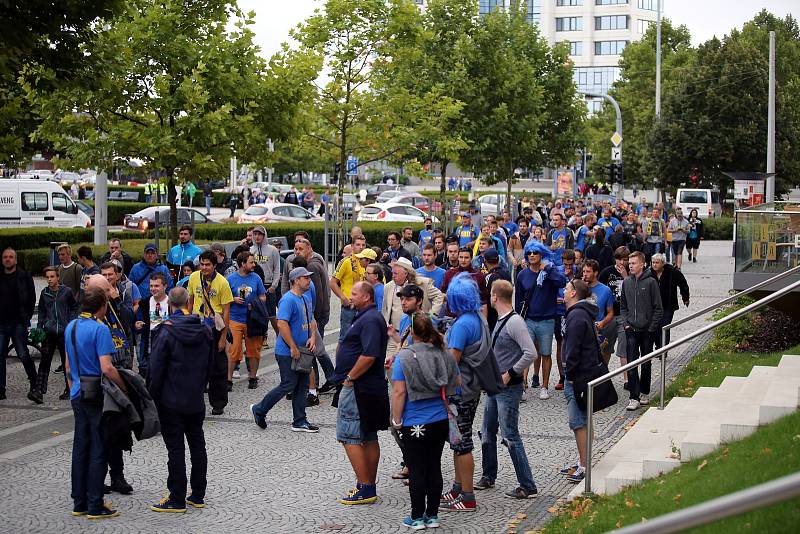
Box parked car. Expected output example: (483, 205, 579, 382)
(478, 194, 519, 218)
(365, 183, 404, 202)
(55, 171, 82, 186)
(382, 192, 432, 213)
(375, 190, 406, 203)
(123, 206, 216, 232)
(357, 203, 439, 223)
(74, 200, 95, 225)
(0, 179, 91, 228)
(247, 182, 291, 197)
(237, 202, 322, 224)
(675, 188, 722, 218)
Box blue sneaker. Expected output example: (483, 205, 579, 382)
(250, 404, 266, 429)
(339, 484, 377, 505)
(402, 516, 426, 530)
(423, 515, 440, 528)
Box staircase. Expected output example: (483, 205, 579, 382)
(570, 355, 800, 498)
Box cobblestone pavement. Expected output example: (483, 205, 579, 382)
(0, 242, 732, 533)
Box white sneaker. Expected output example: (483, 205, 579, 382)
(520, 389, 528, 403)
(232, 369, 241, 379)
(626, 399, 640, 411)
(539, 388, 550, 400)
(640, 394, 650, 405)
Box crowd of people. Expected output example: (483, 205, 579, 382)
(0, 193, 700, 526)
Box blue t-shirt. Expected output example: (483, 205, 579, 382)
(590, 283, 614, 323)
(64, 317, 116, 400)
(225, 271, 266, 324)
(575, 225, 592, 252)
(398, 314, 414, 348)
(548, 228, 571, 266)
(391, 356, 447, 426)
(503, 221, 519, 236)
(374, 283, 384, 312)
(418, 229, 433, 247)
(597, 217, 621, 239)
(275, 291, 313, 357)
(447, 312, 483, 352)
(130, 283, 141, 302)
(416, 266, 446, 289)
(455, 225, 478, 247)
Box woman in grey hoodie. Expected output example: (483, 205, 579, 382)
(391, 313, 460, 530)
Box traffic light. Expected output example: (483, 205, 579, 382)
(607, 163, 624, 184)
(334, 162, 341, 177)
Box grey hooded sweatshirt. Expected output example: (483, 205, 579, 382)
(397, 342, 460, 402)
(620, 269, 663, 332)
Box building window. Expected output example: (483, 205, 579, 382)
(638, 0, 658, 10)
(595, 40, 628, 55)
(570, 41, 583, 56)
(527, 0, 542, 25)
(638, 18, 654, 33)
(556, 16, 583, 31)
(573, 66, 621, 93)
(595, 15, 628, 30)
(596, 0, 628, 5)
(479, 0, 503, 16)
(557, 0, 583, 6)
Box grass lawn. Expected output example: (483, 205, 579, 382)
(542, 343, 800, 534)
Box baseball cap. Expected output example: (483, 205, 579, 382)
(355, 249, 377, 260)
(253, 225, 267, 236)
(289, 266, 313, 282)
(461, 213, 472, 218)
(396, 284, 424, 299)
(144, 243, 158, 253)
(483, 248, 499, 262)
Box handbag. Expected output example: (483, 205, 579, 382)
(441, 388, 462, 446)
(290, 296, 315, 374)
(70, 319, 103, 404)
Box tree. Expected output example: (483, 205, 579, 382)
(584, 19, 693, 188)
(648, 11, 800, 195)
(459, 1, 585, 210)
(27, 0, 314, 241)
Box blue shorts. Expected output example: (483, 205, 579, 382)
(525, 318, 555, 357)
(336, 385, 378, 445)
(564, 381, 587, 431)
(265, 291, 277, 318)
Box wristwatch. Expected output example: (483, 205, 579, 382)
(345, 374, 354, 383)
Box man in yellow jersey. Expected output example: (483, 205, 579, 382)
(187, 250, 233, 415)
(330, 236, 367, 342)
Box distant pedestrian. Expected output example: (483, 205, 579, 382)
(686, 209, 704, 263)
(203, 180, 213, 215)
(57, 244, 82, 297)
(668, 208, 691, 269)
(650, 253, 690, 349)
(0, 247, 37, 402)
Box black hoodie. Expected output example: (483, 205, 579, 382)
(563, 300, 602, 383)
(148, 312, 213, 414)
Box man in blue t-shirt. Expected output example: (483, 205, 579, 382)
(583, 259, 616, 363)
(251, 267, 318, 433)
(64, 287, 127, 519)
(453, 213, 479, 248)
(418, 217, 434, 248)
(574, 214, 596, 261)
(225, 251, 266, 388)
(416, 244, 446, 289)
(545, 213, 574, 267)
(597, 208, 621, 240)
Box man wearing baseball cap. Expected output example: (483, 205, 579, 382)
(129, 243, 172, 376)
(251, 267, 319, 433)
(453, 214, 478, 248)
(249, 225, 281, 339)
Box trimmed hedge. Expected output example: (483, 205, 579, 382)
(1, 228, 96, 252)
(703, 216, 734, 240)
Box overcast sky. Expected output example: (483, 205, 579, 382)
(237, 0, 797, 59)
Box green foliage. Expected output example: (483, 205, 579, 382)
(0, 228, 95, 252)
(706, 296, 757, 352)
(703, 216, 734, 240)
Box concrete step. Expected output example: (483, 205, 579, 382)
(605, 461, 644, 494)
(760, 355, 800, 424)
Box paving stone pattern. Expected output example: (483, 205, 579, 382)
(0, 242, 733, 533)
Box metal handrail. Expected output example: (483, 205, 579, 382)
(611, 471, 800, 534)
(584, 276, 800, 494)
(657, 264, 800, 410)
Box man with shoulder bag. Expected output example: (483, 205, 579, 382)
(64, 287, 128, 519)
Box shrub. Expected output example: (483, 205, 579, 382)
(707, 296, 757, 352)
(0, 228, 95, 252)
(703, 216, 734, 240)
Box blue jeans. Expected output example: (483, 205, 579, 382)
(205, 196, 212, 214)
(253, 356, 310, 427)
(480, 384, 537, 491)
(71, 398, 108, 514)
(0, 323, 37, 392)
(339, 306, 357, 343)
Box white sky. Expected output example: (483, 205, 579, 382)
(237, 0, 797, 59)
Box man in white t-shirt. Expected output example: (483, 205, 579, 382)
(134, 272, 170, 371)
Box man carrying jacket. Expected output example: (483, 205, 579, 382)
(560, 278, 601, 484)
(620, 251, 663, 411)
(33, 266, 79, 402)
(148, 287, 213, 513)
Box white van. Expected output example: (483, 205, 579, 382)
(0, 179, 91, 228)
(675, 188, 723, 219)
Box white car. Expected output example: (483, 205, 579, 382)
(357, 203, 439, 223)
(478, 194, 518, 217)
(237, 202, 322, 224)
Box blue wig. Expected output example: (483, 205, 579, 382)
(447, 272, 482, 315)
(523, 239, 555, 264)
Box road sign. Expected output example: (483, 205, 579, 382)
(611, 147, 622, 161)
(610, 131, 622, 147)
(346, 156, 358, 176)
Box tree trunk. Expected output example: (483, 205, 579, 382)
(439, 159, 449, 223)
(167, 169, 177, 245)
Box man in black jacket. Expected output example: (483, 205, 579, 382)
(148, 287, 213, 513)
(560, 279, 600, 484)
(0, 247, 37, 401)
(649, 253, 690, 349)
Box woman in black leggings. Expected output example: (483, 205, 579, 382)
(390, 313, 460, 530)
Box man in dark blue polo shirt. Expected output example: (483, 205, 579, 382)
(333, 281, 389, 506)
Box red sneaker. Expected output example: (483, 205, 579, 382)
(440, 495, 476, 512)
(555, 381, 564, 391)
(440, 490, 459, 503)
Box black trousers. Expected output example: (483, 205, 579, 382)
(400, 419, 448, 519)
(37, 333, 68, 395)
(158, 405, 207, 504)
(208, 329, 228, 410)
(626, 329, 654, 400)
